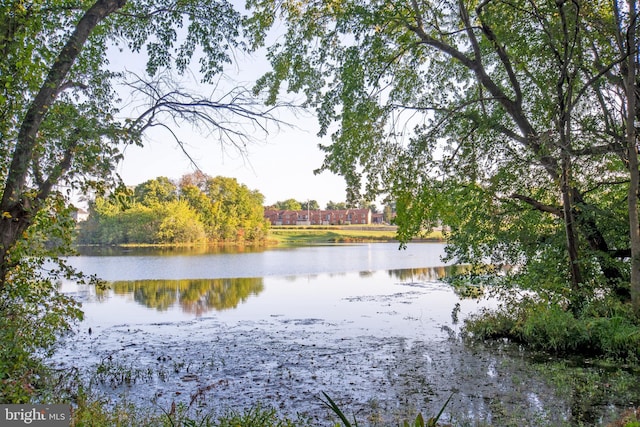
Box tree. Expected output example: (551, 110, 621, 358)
(155, 200, 207, 244)
(325, 201, 347, 210)
(0, 0, 280, 400)
(617, 0, 640, 311)
(177, 173, 269, 241)
(134, 177, 177, 206)
(1, 0, 284, 289)
(383, 205, 394, 224)
(203, 175, 269, 241)
(360, 202, 378, 213)
(247, 0, 639, 311)
(275, 198, 302, 210)
(80, 174, 268, 243)
(301, 199, 320, 210)
(78, 194, 207, 244)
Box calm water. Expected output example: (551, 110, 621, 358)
(61, 243, 478, 337)
(52, 243, 640, 425)
(70, 242, 450, 280)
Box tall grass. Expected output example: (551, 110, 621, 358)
(320, 391, 454, 427)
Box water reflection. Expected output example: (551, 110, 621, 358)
(387, 265, 472, 282)
(98, 266, 474, 315)
(387, 265, 485, 298)
(105, 277, 264, 315)
(76, 245, 269, 257)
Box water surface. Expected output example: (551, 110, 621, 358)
(52, 243, 640, 425)
(71, 242, 449, 280)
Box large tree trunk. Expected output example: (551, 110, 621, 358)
(625, 0, 640, 314)
(561, 154, 583, 304)
(0, 0, 127, 291)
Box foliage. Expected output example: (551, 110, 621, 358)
(155, 200, 208, 243)
(134, 176, 177, 207)
(0, 0, 282, 404)
(65, 382, 313, 427)
(320, 391, 454, 427)
(321, 393, 359, 427)
(465, 296, 640, 361)
(78, 174, 269, 244)
(246, 0, 640, 318)
(0, 196, 86, 402)
(274, 199, 303, 211)
(325, 201, 349, 210)
(200, 175, 269, 241)
(214, 405, 311, 427)
(301, 199, 320, 211)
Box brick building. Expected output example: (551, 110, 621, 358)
(264, 208, 372, 226)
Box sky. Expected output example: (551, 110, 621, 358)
(109, 28, 350, 209)
(115, 107, 349, 208)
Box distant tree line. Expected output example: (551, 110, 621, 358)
(269, 198, 387, 214)
(269, 199, 395, 224)
(78, 173, 269, 244)
(268, 199, 397, 225)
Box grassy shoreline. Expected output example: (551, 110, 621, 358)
(267, 225, 444, 245)
(74, 226, 444, 248)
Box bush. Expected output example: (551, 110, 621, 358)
(0, 200, 84, 403)
(587, 316, 640, 361)
(520, 304, 589, 353)
(464, 297, 640, 361)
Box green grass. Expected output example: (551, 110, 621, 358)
(268, 226, 443, 245)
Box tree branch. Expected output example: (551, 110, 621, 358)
(1, 0, 127, 211)
(123, 72, 292, 156)
(510, 193, 563, 217)
(407, 0, 559, 179)
(569, 142, 625, 156)
(475, 0, 524, 107)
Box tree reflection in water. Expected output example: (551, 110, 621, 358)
(386, 265, 472, 282)
(106, 278, 264, 315)
(387, 265, 489, 298)
(98, 266, 479, 316)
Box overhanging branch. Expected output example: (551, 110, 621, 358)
(123, 71, 295, 156)
(511, 193, 563, 217)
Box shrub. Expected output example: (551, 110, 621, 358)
(520, 304, 589, 353)
(587, 316, 640, 361)
(464, 297, 640, 361)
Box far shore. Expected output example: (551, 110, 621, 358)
(73, 225, 444, 248)
(267, 225, 443, 245)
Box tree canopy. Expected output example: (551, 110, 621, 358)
(247, 0, 640, 312)
(79, 174, 269, 244)
(273, 198, 303, 210)
(0, 0, 281, 401)
(0, 0, 283, 285)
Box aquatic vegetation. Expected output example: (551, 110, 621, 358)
(94, 358, 154, 387)
(320, 391, 454, 427)
(464, 296, 640, 361)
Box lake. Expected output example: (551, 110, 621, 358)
(51, 243, 640, 426)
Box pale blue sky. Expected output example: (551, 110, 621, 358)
(116, 113, 348, 207)
(109, 38, 350, 208)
